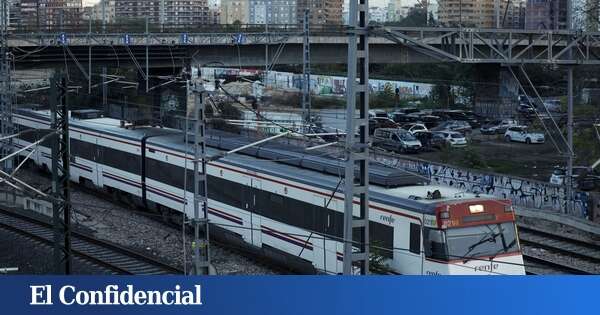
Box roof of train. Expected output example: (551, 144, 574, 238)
(15, 108, 497, 215)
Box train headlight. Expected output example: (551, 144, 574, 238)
(469, 204, 484, 214)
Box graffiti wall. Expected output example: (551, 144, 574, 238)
(371, 152, 590, 218)
(199, 67, 436, 98)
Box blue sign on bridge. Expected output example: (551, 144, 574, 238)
(181, 33, 189, 44)
(234, 33, 245, 44)
(58, 33, 67, 45)
(123, 34, 131, 45)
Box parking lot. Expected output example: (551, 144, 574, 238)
(312, 107, 566, 182)
(418, 130, 564, 180)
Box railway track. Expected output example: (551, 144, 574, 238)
(0, 207, 183, 275)
(518, 224, 600, 275)
(71, 183, 295, 275)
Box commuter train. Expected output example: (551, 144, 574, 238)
(12, 108, 525, 275)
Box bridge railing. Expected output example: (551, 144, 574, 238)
(7, 23, 348, 35)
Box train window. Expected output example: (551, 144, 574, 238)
(423, 228, 448, 260)
(100, 146, 141, 175)
(370, 222, 393, 259)
(18, 128, 37, 143)
(146, 157, 200, 193)
(286, 197, 314, 231)
(409, 223, 421, 255)
(17, 128, 52, 146)
(207, 176, 243, 209)
(269, 193, 284, 205)
(70, 139, 96, 161)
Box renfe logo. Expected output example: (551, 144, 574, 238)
(30, 285, 203, 306)
(474, 264, 499, 273)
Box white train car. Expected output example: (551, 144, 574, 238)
(12, 108, 525, 275)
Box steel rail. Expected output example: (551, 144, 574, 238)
(0, 207, 182, 275)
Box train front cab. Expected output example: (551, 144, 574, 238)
(421, 199, 525, 275)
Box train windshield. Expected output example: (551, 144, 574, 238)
(424, 223, 519, 261)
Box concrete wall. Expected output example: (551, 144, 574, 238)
(370, 150, 591, 218)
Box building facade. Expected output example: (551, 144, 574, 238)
(524, 0, 567, 30)
(114, 0, 212, 25)
(248, 0, 296, 24)
(88, 0, 115, 23)
(369, 6, 387, 23)
(438, 0, 521, 28)
(584, 0, 598, 31)
(297, 0, 343, 25)
(386, 0, 404, 22)
(220, 0, 248, 24)
(17, 0, 83, 31)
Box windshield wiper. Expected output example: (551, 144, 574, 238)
(461, 229, 501, 263)
(489, 238, 518, 261)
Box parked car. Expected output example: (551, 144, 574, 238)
(394, 107, 420, 115)
(402, 123, 428, 134)
(517, 104, 536, 115)
(542, 99, 562, 112)
(369, 118, 398, 135)
(448, 110, 481, 128)
(369, 110, 389, 119)
(550, 167, 600, 191)
(390, 112, 419, 124)
(432, 110, 481, 128)
(372, 128, 422, 153)
(415, 131, 446, 150)
(432, 120, 472, 134)
(464, 111, 489, 123)
(416, 115, 442, 129)
(432, 131, 468, 147)
(504, 126, 545, 144)
(480, 119, 518, 134)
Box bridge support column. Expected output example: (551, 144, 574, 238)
(473, 64, 518, 118)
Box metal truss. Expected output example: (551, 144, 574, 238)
(188, 79, 211, 275)
(380, 27, 600, 64)
(50, 73, 72, 274)
(11, 27, 600, 64)
(344, 0, 370, 275)
(302, 9, 311, 123)
(0, 1, 12, 173)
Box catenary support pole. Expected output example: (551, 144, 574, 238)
(566, 0, 574, 214)
(0, 0, 13, 174)
(50, 73, 72, 275)
(344, 0, 370, 275)
(102, 0, 106, 33)
(264, 3, 269, 88)
(188, 80, 211, 275)
(302, 8, 311, 123)
(102, 66, 107, 114)
(146, 17, 149, 92)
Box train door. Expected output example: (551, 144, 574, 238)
(392, 219, 423, 274)
(236, 176, 254, 245)
(95, 139, 104, 188)
(313, 195, 339, 274)
(250, 178, 262, 248)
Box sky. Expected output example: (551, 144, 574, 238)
(83, 0, 419, 9)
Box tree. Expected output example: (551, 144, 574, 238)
(398, 8, 427, 27)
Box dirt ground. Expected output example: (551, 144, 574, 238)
(416, 130, 566, 181)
